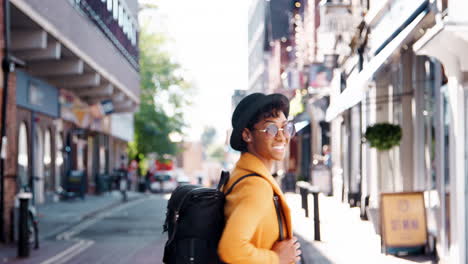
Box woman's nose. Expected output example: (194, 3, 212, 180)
(275, 129, 287, 142)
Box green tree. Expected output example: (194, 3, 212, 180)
(131, 22, 191, 160)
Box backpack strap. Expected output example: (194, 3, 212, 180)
(217, 170, 230, 191)
(225, 173, 285, 241)
(273, 194, 284, 241)
(225, 173, 260, 195)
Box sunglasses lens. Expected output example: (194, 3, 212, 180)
(285, 122, 296, 137)
(265, 124, 278, 137)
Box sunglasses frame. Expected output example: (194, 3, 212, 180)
(255, 122, 296, 138)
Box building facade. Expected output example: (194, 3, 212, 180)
(0, 0, 140, 243)
(249, 0, 468, 262)
(248, 0, 268, 93)
(325, 0, 467, 263)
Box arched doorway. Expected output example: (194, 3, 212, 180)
(33, 126, 44, 204)
(17, 122, 29, 189)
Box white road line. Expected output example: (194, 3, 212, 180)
(56, 197, 151, 240)
(53, 240, 94, 264)
(40, 239, 94, 264)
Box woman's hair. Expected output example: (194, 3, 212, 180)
(238, 100, 289, 152)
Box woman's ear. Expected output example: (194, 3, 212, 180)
(242, 129, 252, 143)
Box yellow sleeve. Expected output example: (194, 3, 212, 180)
(218, 178, 280, 264)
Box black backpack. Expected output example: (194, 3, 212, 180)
(162, 171, 284, 264)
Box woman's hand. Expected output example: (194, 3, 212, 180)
(271, 236, 301, 264)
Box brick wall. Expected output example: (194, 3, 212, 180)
(0, 0, 21, 242)
(3, 71, 18, 243)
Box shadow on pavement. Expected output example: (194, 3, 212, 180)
(295, 233, 333, 264)
(398, 253, 438, 264)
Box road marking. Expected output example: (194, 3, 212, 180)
(56, 196, 152, 240)
(40, 239, 94, 264)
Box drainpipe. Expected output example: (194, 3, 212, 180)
(0, 0, 11, 243)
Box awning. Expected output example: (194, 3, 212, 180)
(294, 121, 310, 134)
(325, 9, 429, 122)
(293, 111, 310, 134)
(414, 22, 468, 75)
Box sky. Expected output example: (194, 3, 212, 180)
(139, 0, 250, 144)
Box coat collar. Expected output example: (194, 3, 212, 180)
(236, 153, 279, 190)
(234, 152, 293, 237)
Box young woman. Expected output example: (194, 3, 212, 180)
(218, 93, 301, 264)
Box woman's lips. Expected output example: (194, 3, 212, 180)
(272, 145, 285, 151)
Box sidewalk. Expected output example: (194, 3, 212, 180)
(286, 193, 437, 264)
(36, 191, 145, 240)
(0, 191, 145, 263)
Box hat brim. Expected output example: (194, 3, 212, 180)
(230, 93, 289, 151)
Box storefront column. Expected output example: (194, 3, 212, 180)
(400, 50, 415, 192)
(412, 56, 427, 191)
(330, 69, 343, 198)
(448, 74, 465, 264)
(374, 71, 392, 193)
(367, 85, 379, 208)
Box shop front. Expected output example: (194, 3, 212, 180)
(16, 71, 59, 204)
(413, 3, 468, 260)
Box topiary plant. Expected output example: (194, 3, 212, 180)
(364, 123, 402, 151)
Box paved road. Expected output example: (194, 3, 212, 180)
(3, 194, 169, 264)
(58, 195, 167, 264)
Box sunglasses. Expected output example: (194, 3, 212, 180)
(255, 122, 296, 138)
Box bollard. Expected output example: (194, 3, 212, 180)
(297, 181, 309, 217)
(309, 186, 321, 241)
(17, 192, 32, 258)
(301, 187, 309, 217)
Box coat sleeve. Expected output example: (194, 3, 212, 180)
(218, 178, 280, 264)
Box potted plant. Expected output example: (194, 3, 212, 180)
(364, 123, 402, 151)
(363, 123, 402, 226)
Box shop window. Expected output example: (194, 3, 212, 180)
(17, 122, 29, 187)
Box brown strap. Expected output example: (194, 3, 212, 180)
(273, 194, 284, 241)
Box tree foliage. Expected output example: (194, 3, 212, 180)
(131, 23, 191, 158)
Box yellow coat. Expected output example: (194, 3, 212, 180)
(218, 153, 293, 264)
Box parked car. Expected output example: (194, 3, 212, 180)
(147, 171, 178, 193)
(176, 175, 191, 186)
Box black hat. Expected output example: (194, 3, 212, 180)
(230, 93, 289, 151)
